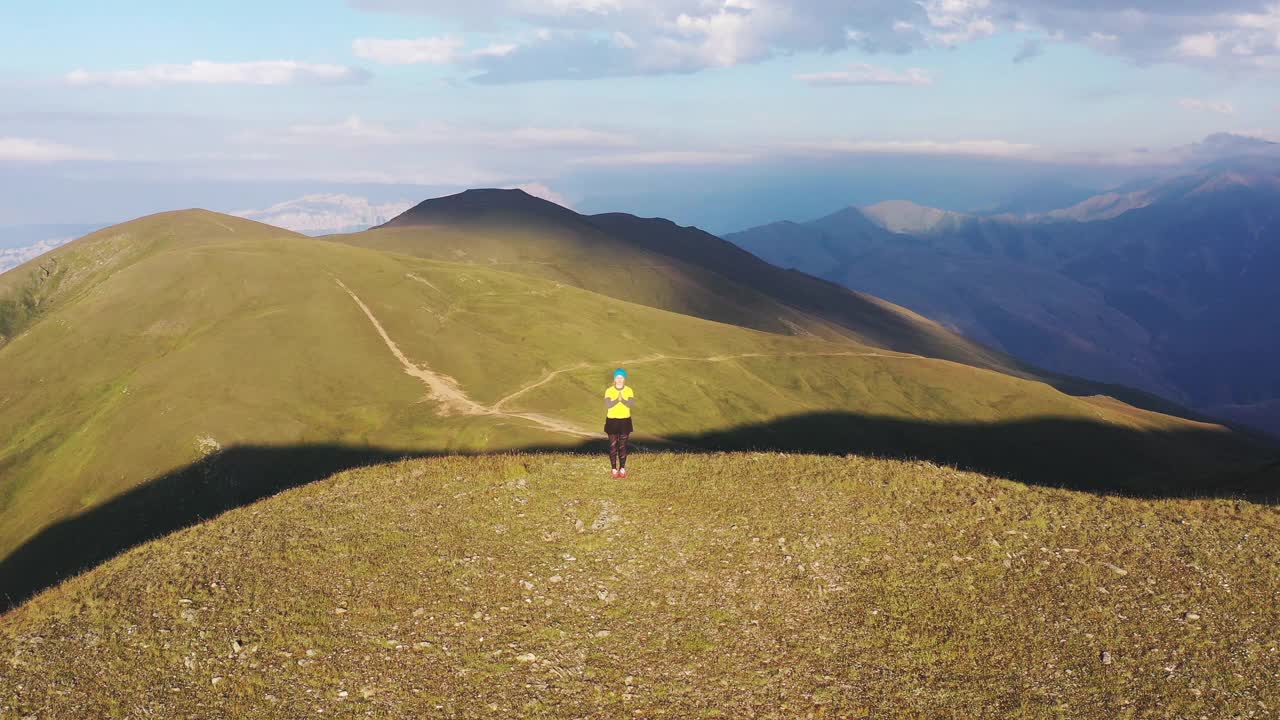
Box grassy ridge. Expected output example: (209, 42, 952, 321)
(0, 205, 1273, 610)
(332, 189, 1013, 370)
(3, 452, 1279, 718)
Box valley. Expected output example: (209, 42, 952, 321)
(728, 156, 1280, 438)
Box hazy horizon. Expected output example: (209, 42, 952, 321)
(3, 1, 1279, 232)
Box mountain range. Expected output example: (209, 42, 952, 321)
(728, 155, 1280, 437)
(2, 185, 1278, 718)
(2, 188, 1275, 611)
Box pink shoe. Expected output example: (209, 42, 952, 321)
(619, 468, 628, 479)
(611, 468, 620, 478)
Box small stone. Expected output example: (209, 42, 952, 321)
(1184, 612, 1201, 621)
(1104, 563, 1128, 576)
(549, 575, 563, 583)
(413, 608, 426, 618)
(520, 580, 535, 591)
(231, 639, 243, 654)
(306, 649, 318, 657)
(361, 687, 377, 699)
(574, 520, 585, 533)
(338, 691, 349, 698)
(335, 607, 347, 615)
(594, 630, 611, 638)
(1101, 651, 1113, 665)
(211, 676, 224, 686)
(516, 653, 537, 663)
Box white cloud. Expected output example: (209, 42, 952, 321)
(1176, 32, 1220, 58)
(796, 63, 933, 87)
(1178, 97, 1236, 115)
(789, 131, 1280, 167)
(474, 42, 519, 58)
(272, 116, 402, 144)
(505, 127, 633, 147)
(348, 0, 1280, 79)
(1235, 128, 1280, 142)
(233, 193, 416, 234)
(508, 182, 573, 207)
(352, 36, 532, 65)
(218, 165, 504, 187)
(572, 150, 758, 166)
(797, 138, 1038, 159)
(920, 0, 996, 46)
(0, 137, 109, 163)
(0, 236, 77, 275)
(251, 115, 634, 149)
(352, 36, 466, 64)
(66, 60, 371, 87)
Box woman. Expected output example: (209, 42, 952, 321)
(603, 368, 635, 478)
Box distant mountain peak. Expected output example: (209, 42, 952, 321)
(1197, 132, 1279, 153)
(860, 200, 967, 234)
(1188, 170, 1280, 197)
(379, 187, 578, 229)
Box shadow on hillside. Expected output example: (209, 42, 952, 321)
(668, 413, 1279, 500)
(2, 414, 1277, 612)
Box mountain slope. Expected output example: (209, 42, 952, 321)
(333, 189, 1015, 373)
(344, 190, 1201, 415)
(3, 452, 1279, 717)
(861, 200, 967, 234)
(582, 211, 1013, 371)
(728, 206, 1176, 400)
(0, 203, 1274, 611)
(727, 157, 1280, 435)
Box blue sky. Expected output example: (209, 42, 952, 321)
(2, 0, 1278, 231)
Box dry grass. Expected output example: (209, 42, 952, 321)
(4, 452, 1279, 718)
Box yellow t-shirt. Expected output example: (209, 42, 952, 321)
(605, 385, 634, 419)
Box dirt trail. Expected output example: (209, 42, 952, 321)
(494, 350, 930, 410)
(405, 272, 441, 293)
(337, 279, 599, 439)
(340, 278, 934, 441)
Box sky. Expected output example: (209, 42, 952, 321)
(1, 0, 1279, 232)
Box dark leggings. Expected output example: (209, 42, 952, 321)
(609, 434, 629, 469)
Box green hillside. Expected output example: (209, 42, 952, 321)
(343, 190, 1206, 420)
(4, 452, 1279, 718)
(331, 189, 1015, 373)
(0, 202, 1274, 612)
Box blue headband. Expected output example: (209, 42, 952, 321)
(613, 368, 627, 379)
